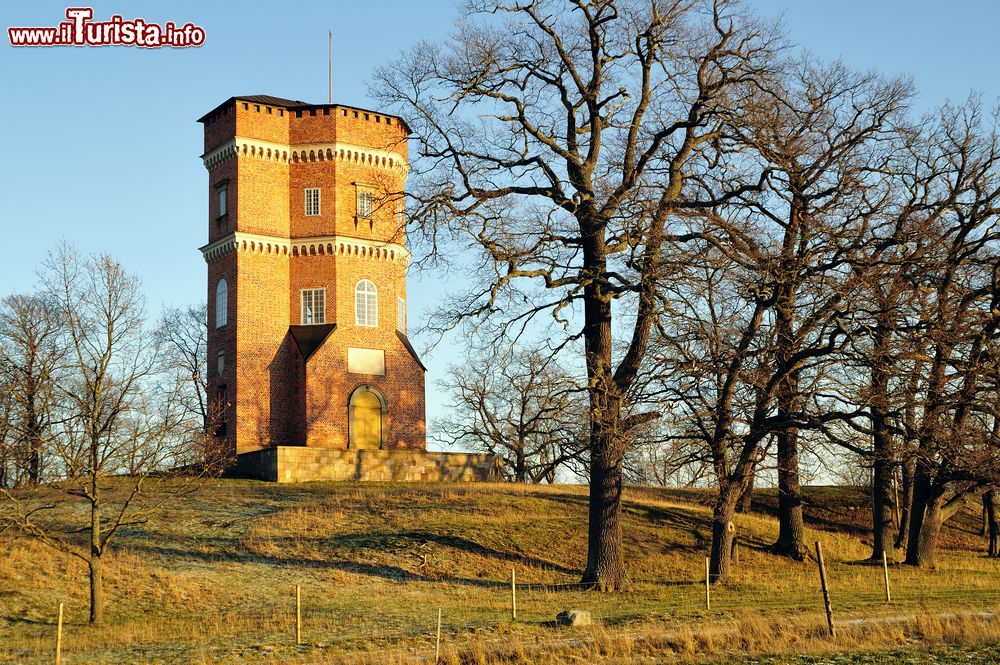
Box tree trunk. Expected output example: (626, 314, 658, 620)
(709, 490, 738, 583)
(772, 426, 808, 560)
(26, 394, 41, 485)
(514, 446, 526, 483)
(914, 494, 944, 568)
(89, 472, 104, 624)
(771, 211, 807, 560)
(870, 451, 895, 560)
(895, 454, 915, 550)
(869, 314, 895, 560)
(981, 493, 989, 538)
(985, 490, 1000, 558)
(736, 472, 754, 513)
(579, 228, 628, 592)
(904, 461, 942, 567)
(88, 556, 104, 625)
(582, 435, 626, 590)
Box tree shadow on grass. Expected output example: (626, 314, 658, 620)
(124, 528, 580, 589)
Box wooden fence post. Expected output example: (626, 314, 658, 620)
(435, 608, 442, 663)
(55, 602, 63, 665)
(295, 584, 301, 645)
(815, 541, 835, 637)
(511, 569, 517, 621)
(882, 551, 891, 603)
(704, 557, 711, 609)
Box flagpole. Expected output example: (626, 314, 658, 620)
(328, 30, 333, 103)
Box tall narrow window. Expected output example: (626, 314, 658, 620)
(214, 384, 228, 437)
(357, 188, 373, 220)
(216, 351, 226, 376)
(397, 297, 406, 333)
(217, 186, 227, 218)
(304, 188, 321, 216)
(301, 288, 326, 325)
(215, 279, 228, 328)
(355, 280, 378, 327)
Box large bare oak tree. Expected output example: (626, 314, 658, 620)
(375, 0, 780, 589)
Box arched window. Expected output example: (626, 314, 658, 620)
(215, 279, 228, 328)
(355, 279, 378, 327)
(349, 386, 385, 450)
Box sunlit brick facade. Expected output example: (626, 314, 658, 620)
(198, 95, 427, 463)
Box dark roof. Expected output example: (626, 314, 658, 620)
(289, 324, 337, 362)
(396, 331, 427, 372)
(239, 95, 309, 107)
(197, 95, 411, 133)
(288, 325, 426, 371)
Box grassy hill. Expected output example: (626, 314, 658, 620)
(2, 480, 1000, 664)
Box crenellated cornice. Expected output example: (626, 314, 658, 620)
(201, 136, 408, 176)
(199, 231, 411, 266)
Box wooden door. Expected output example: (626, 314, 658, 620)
(352, 390, 382, 450)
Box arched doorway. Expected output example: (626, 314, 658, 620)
(349, 386, 385, 450)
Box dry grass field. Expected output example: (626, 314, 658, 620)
(3, 479, 1000, 664)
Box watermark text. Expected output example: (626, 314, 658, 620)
(8, 8, 205, 48)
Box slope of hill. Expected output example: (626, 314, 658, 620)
(2, 480, 999, 664)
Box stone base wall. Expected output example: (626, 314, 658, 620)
(234, 446, 501, 483)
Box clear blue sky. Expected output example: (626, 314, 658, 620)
(1, 1, 997, 442)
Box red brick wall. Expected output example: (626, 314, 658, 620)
(289, 252, 338, 325)
(234, 249, 293, 452)
(208, 159, 236, 244)
(207, 253, 237, 458)
(201, 96, 424, 458)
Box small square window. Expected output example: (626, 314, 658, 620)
(305, 188, 321, 216)
(301, 288, 326, 325)
(357, 188, 373, 220)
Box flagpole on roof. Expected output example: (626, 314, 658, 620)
(328, 30, 333, 104)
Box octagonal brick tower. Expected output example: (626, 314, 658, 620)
(198, 95, 427, 467)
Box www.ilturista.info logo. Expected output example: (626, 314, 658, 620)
(8, 8, 205, 48)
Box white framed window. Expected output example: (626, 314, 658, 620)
(217, 351, 226, 376)
(355, 280, 378, 327)
(301, 288, 326, 325)
(215, 279, 228, 328)
(217, 187, 227, 218)
(357, 188, 373, 220)
(397, 297, 406, 333)
(304, 188, 321, 216)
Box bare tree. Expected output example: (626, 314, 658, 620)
(0, 370, 14, 489)
(435, 349, 586, 482)
(735, 58, 912, 560)
(897, 101, 1000, 567)
(644, 58, 910, 579)
(0, 293, 64, 486)
(2, 245, 188, 624)
(646, 239, 779, 582)
(375, 0, 781, 589)
(157, 304, 228, 472)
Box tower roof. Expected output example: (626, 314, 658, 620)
(197, 95, 410, 133)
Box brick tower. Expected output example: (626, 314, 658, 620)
(198, 95, 428, 471)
